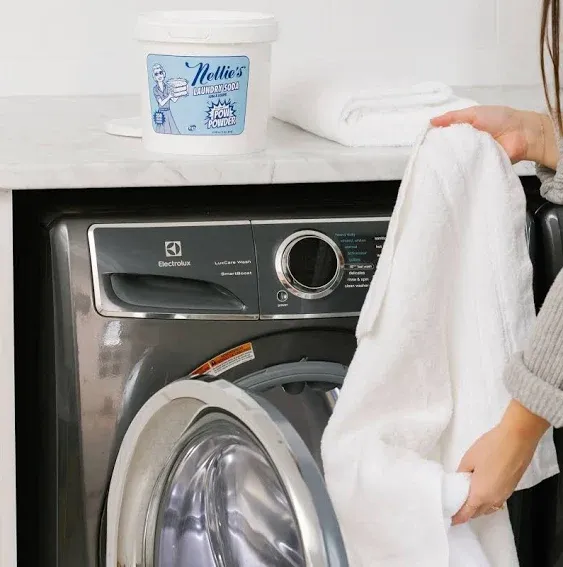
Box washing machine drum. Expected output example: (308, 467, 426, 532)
(105, 366, 349, 567)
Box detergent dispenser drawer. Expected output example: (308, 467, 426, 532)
(88, 221, 259, 319)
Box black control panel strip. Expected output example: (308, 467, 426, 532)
(88, 217, 391, 320)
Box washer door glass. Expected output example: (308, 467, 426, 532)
(149, 412, 303, 567)
(109, 380, 349, 567)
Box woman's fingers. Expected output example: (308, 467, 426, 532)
(456, 451, 475, 474)
(452, 491, 500, 525)
(451, 447, 478, 524)
(430, 108, 477, 128)
(451, 436, 503, 525)
(451, 501, 479, 525)
(453, 498, 505, 525)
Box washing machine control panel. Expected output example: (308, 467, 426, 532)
(88, 216, 389, 320)
(253, 218, 389, 318)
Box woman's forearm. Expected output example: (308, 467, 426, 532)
(504, 268, 563, 427)
(524, 111, 559, 170)
(499, 399, 550, 441)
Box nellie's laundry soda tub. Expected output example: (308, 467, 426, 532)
(136, 11, 278, 156)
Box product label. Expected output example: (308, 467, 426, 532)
(146, 53, 250, 136)
(188, 342, 255, 377)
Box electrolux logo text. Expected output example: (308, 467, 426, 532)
(159, 259, 192, 267)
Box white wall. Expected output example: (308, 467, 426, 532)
(0, 0, 542, 96)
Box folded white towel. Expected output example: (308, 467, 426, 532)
(272, 78, 476, 147)
(321, 124, 559, 566)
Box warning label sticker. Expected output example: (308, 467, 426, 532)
(189, 342, 255, 378)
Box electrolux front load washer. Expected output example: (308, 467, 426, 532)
(36, 212, 390, 567)
(20, 192, 544, 567)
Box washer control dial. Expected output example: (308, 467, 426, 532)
(275, 230, 345, 299)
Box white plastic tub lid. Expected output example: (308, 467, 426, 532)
(137, 11, 278, 44)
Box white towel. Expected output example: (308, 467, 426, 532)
(272, 78, 476, 147)
(321, 124, 559, 567)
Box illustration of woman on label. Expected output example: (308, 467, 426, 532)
(152, 63, 188, 135)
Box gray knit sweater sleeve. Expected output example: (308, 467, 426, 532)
(537, 140, 563, 205)
(503, 144, 563, 426)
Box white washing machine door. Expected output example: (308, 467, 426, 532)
(105, 379, 348, 567)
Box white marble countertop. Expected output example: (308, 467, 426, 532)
(0, 86, 548, 190)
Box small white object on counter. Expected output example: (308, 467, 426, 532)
(104, 117, 143, 138)
(136, 11, 278, 156)
(0, 88, 543, 191)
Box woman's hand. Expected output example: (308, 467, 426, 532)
(452, 400, 549, 525)
(431, 106, 558, 169)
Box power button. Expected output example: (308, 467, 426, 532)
(277, 290, 289, 303)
